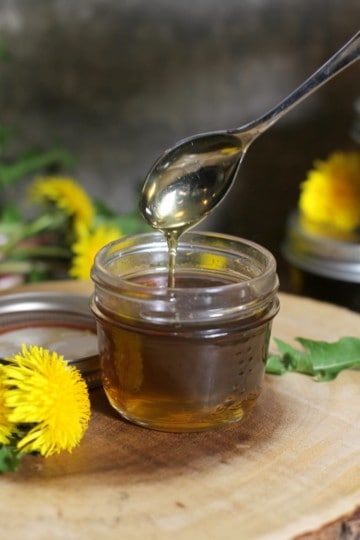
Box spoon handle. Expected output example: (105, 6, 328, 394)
(238, 30, 360, 139)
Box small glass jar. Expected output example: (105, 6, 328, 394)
(91, 231, 279, 432)
(283, 212, 360, 312)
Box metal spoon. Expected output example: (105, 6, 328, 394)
(140, 31, 359, 237)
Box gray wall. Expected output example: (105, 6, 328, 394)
(0, 0, 359, 287)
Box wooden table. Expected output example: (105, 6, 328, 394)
(0, 281, 359, 539)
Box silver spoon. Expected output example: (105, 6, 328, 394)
(140, 31, 359, 237)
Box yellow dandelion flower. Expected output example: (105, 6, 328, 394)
(299, 152, 360, 234)
(0, 366, 14, 445)
(3, 345, 90, 457)
(69, 224, 122, 280)
(29, 176, 94, 232)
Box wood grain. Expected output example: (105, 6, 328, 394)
(0, 282, 359, 540)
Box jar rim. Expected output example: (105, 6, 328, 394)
(91, 231, 278, 296)
(91, 231, 279, 325)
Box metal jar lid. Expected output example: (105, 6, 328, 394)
(282, 212, 360, 283)
(0, 291, 101, 388)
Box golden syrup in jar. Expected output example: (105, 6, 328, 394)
(95, 272, 273, 432)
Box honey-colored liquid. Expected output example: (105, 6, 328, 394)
(96, 273, 272, 432)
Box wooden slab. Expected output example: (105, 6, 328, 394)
(0, 282, 359, 540)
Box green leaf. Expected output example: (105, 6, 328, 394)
(0, 147, 75, 187)
(0, 445, 23, 473)
(93, 198, 116, 218)
(115, 213, 150, 235)
(266, 336, 360, 381)
(1, 202, 22, 223)
(264, 354, 288, 375)
(0, 125, 15, 151)
(93, 206, 150, 236)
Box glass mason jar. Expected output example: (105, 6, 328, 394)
(91, 231, 279, 432)
(283, 212, 360, 312)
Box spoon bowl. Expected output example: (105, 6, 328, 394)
(140, 132, 243, 233)
(140, 31, 359, 236)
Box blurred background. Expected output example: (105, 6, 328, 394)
(0, 0, 359, 291)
